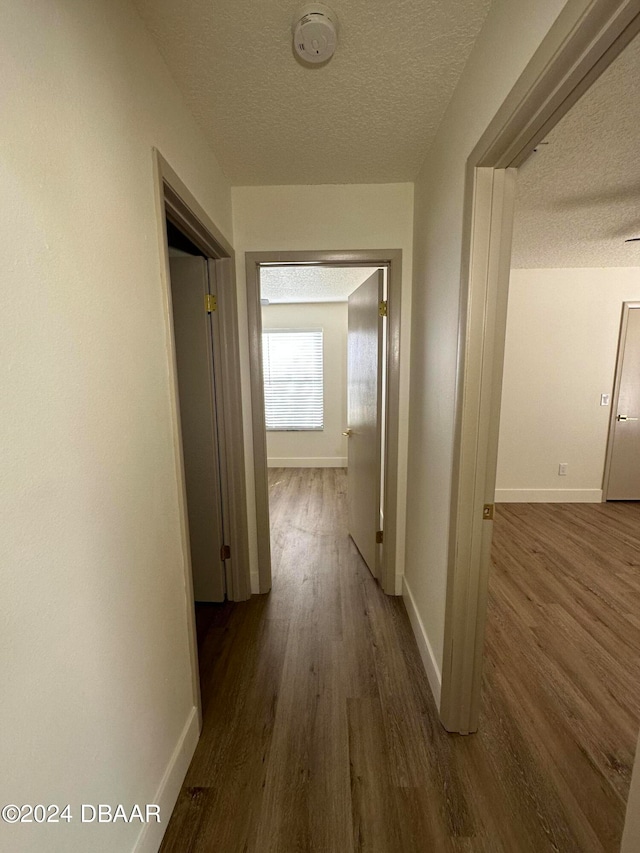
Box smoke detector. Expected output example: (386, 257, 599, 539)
(292, 4, 339, 65)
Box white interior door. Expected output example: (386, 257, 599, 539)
(170, 256, 226, 601)
(346, 269, 384, 576)
(606, 305, 640, 500)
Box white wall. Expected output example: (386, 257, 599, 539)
(404, 0, 569, 688)
(496, 268, 640, 502)
(1, 2, 232, 851)
(232, 183, 414, 595)
(263, 302, 348, 467)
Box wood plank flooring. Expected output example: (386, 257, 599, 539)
(160, 471, 640, 852)
(485, 502, 640, 849)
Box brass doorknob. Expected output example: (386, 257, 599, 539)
(342, 429, 353, 437)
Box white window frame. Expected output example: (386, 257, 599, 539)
(262, 328, 324, 432)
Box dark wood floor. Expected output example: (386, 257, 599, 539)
(160, 470, 640, 852)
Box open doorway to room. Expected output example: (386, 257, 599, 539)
(153, 152, 251, 724)
(259, 265, 387, 587)
(245, 251, 403, 599)
(453, 27, 640, 851)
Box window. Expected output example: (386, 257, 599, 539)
(262, 329, 323, 430)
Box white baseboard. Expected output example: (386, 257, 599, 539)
(494, 488, 603, 503)
(402, 577, 442, 709)
(267, 457, 347, 468)
(133, 706, 199, 853)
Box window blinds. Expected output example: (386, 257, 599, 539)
(262, 329, 324, 431)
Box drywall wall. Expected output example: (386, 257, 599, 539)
(262, 302, 348, 467)
(496, 268, 640, 502)
(404, 0, 569, 688)
(1, 2, 232, 851)
(232, 183, 414, 594)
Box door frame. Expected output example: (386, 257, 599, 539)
(245, 249, 402, 596)
(152, 150, 252, 724)
(441, 0, 640, 734)
(602, 301, 640, 500)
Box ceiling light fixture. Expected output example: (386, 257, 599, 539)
(292, 4, 339, 65)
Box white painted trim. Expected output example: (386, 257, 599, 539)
(133, 707, 199, 853)
(442, 168, 517, 734)
(495, 488, 603, 503)
(152, 152, 202, 727)
(402, 577, 442, 708)
(267, 456, 347, 468)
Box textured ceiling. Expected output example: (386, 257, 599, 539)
(132, 0, 491, 185)
(512, 33, 640, 268)
(260, 265, 374, 302)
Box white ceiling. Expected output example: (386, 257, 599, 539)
(132, 0, 491, 185)
(512, 33, 640, 268)
(260, 265, 374, 303)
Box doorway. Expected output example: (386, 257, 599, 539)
(153, 150, 252, 720)
(603, 302, 640, 500)
(245, 250, 403, 596)
(489, 181, 640, 841)
(166, 223, 226, 605)
(439, 11, 640, 843)
(440, 1, 640, 737)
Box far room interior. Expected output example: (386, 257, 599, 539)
(259, 264, 388, 586)
(486, 29, 640, 848)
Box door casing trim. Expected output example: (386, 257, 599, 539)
(245, 249, 402, 596)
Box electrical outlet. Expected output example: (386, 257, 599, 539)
(558, 462, 568, 476)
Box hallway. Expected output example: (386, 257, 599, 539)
(160, 470, 634, 851)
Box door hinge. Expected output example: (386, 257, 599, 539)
(205, 293, 217, 313)
(378, 300, 388, 317)
(376, 530, 384, 544)
(482, 504, 494, 520)
(220, 544, 231, 560)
